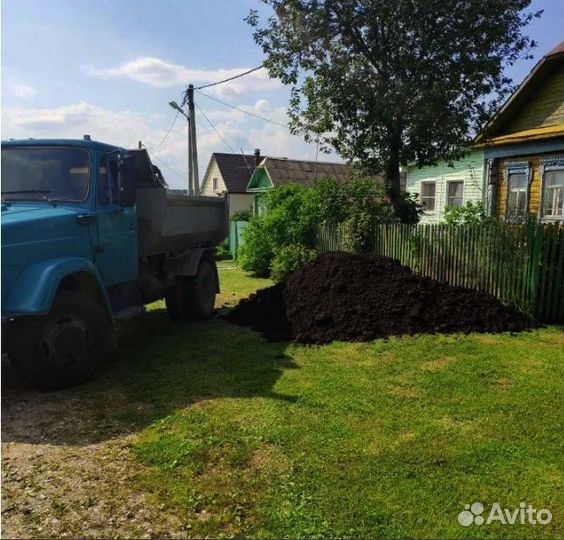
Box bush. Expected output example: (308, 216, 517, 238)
(239, 184, 319, 276)
(215, 243, 232, 261)
(271, 245, 318, 282)
(341, 211, 376, 253)
(444, 201, 488, 225)
(238, 178, 405, 276)
(237, 219, 274, 277)
(230, 209, 252, 222)
(395, 192, 423, 224)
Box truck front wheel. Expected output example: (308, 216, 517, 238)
(165, 256, 217, 321)
(8, 290, 114, 390)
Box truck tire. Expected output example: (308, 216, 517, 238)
(8, 290, 114, 391)
(165, 256, 217, 321)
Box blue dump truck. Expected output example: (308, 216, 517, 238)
(1, 137, 228, 390)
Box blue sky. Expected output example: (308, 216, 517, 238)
(2, 0, 563, 189)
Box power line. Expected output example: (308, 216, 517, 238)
(194, 65, 263, 90)
(146, 111, 180, 153)
(196, 90, 289, 129)
(146, 150, 185, 181)
(195, 101, 235, 154)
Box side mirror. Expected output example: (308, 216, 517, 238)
(117, 153, 136, 207)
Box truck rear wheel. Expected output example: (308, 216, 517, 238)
(165, 256, 217, 321)
(8, 290, 114, 391)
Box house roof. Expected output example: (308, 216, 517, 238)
(476, 41, 564, 143)
(252, 157, 354, 189)
(205, 152, 259, 193)
(546, 42, 564, 57)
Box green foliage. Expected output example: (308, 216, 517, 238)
(247, 0, 540, 215)
(444, 201, 488, 225)
(215, 243, 232, 261)
(395, 192, 423, 225)
(238, 184, 319, 276)
(341, 211, 375, 253)
(313, 177, 350, 223)
(271, 244, 318, 282)
(230, 209, 252, 222)
(237, 219, 274, 277)
(238, 179, 404, 275)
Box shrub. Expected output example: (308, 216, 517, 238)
(215, 243, 232, 261)
(237, 219, 274, 277)
(444, 201, 487, 225)
(395, 192, 423, 224)
(238, 178, 406, 275)
(341, 211, 376, 253)
(271, 245, 318, 282)
(239, 184, 319, 275)
(230, 209, 252, 222)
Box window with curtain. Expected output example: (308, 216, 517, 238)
(541, 168, 564, 219)
(446, 181, 464, 207)
(420, 181, 436, 211)
(506, 172, 528, 221)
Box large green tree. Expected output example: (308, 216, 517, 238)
(246, 0, 540, 216)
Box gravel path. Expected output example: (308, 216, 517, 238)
(1, 361, 188, 539)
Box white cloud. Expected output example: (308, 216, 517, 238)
(8, 83, 36, 100)
(2, 74, 37, 101)
(84, 57, 280, 96)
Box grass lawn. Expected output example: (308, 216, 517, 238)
(97, 265, 562, 538)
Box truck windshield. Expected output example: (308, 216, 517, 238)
(1, 147, 90, 202)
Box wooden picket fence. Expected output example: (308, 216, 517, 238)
(316, 221, 564, 323)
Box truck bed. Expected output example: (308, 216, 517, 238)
(136, 188, 228, 258)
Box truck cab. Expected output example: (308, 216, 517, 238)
(2, 137, 227, 389)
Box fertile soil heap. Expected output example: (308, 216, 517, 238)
(226, 252, 534, 344)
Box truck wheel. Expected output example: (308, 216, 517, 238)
(165, 257, 217, 321)
(8, 290, 114, 391)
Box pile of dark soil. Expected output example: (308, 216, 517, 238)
(226, 252, 535, 344)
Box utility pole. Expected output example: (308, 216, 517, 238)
(186, 84, 199, 194)
(168, 100, 193, 195)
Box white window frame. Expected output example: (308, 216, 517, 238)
(446, 180, 465, 208)
(212, 177, 218, 191)
(539, 159, 564, 222)
(420, 181, 436, 213)
(504, 162, 531, 223)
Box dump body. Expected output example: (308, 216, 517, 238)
(136, 188, 228, 258)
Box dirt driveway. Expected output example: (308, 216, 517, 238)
(1, 359, 189, 539)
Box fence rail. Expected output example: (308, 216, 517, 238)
(316, 222, 564, 323)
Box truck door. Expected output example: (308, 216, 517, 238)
(94, 155, 138, 286)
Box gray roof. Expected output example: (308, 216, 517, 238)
(211, 152, 258, 193)
(261, 157, 354, 186)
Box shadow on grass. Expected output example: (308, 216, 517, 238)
(1, 307, 297, 446)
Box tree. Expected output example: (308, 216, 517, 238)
(246, 0, 540, 218)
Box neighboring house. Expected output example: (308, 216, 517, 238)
(477, 41, 564, 223)
(246, 157, 355, 215)
(201, 150, 262, 216)
(407, 42, 564, 225)
(406, 150, 485, 224)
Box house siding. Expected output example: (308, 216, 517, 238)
(495, 151, 564, 221)
(201, 158, 253, 217)
(201, 159, 226, 196)
(501, 68, 564, 134)
(406, 150, 485, 223)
